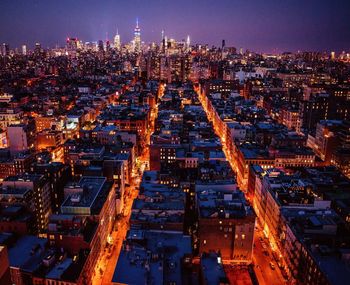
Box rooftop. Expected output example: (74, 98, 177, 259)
(200, 252, 228, 285)
(7, 235, 47, 269)
(46, 258, 73, 280)
(112, 230, 192, 285)
(61, 176, 112, 215)
(197, 189, 254, 219)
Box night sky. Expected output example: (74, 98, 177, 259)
(0, 0, 349, 53)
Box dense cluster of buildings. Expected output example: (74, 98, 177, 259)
(0, 37, 163, 283)
(113, 82, 257, 284)
(194, 52, 350, 284)
(0, 24, 350, 285)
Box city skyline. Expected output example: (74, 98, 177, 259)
(1, 2, 350, 285)
(1, 0, 350, 53)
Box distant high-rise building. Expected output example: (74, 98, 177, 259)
(66, 38, 79, 50)
(21, 44, 27, 55)
(106, 39, 111, 51)
(331, 51, 336, 60)
(161, 30, 165, 43)
(164, 36, 168, 53)
(222, 39, 226, 49)
(98, 40, 104, 52)
(34, 42, 41, 56)
(114, 29, 121, 51)
(1, 43, 9, 56)
(134, 18, 141, 53)
(186, 35, 191, 52)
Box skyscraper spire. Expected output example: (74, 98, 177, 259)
(105, 31, 110, 51)
(134, 18, 141, 53)
(114, 28, 121, 51)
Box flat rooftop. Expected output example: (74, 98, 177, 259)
(8, 235, 47, 269)
(0, 187, 32, 198)
(197, 189, 254, 219)
(61, 176, 111, 215)
(112, 230, 192, 285)
(200, 252, 228, 285)
(46, 258, 73, 280)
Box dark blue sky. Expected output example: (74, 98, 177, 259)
(0, 0, 349, 52)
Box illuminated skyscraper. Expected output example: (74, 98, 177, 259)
(164, 36, 168, 53)
(186, 35, 190, 52)
(1, 43, 9, 56)
(134, 18, 141, 53)
(331, 51, 336, 60)
(34, 42, 41, 56)
(114, 29, 121, 51)
(21, 44, 27, 56)
(98, 40, 104, 52)
(161, 30, 166, 53)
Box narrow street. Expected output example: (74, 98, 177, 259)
(252, 226, 286, 285)
(91, 169, 144, 285)
(92, 83, 164, 285)
(195, 84, 286, 285)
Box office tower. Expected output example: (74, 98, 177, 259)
(34, 42, 41, 56)
(161, 30, 165, 43)
(66, 37, 79, 50)
(98, 40, 104, 52)
(1, 43, 9, 56)
(164, 36, 168, 53)
(21, 44, 27, 55)
(222, 39, 226, 49)
(114, 29, 121, 51)
(106, 39, 111, 51)
(186, 35, 190, 51)
(134, 18, 141, 53)
(331, 51, 336, 60)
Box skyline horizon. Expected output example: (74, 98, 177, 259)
(1, 0, 349, 54)
(2, 26, 349, 55)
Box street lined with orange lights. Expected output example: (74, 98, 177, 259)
(92, 83, 164, 285)
(195, 84, 287, 285)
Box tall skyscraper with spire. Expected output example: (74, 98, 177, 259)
(161, 30, 166, 53)
(161, 30, 164, 43)
(114, 28, 121, 51)
(186, 35, 191, 52)
(134, 18, 141, 53)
